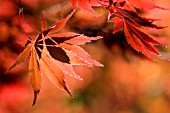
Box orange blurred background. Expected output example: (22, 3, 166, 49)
(0, 0, 170, 113)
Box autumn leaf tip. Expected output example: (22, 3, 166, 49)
(41, 11, 47, 31)
(99, 63, 104, 67)
(96, 36, 103, 39)
(64, 85, 73, 97)
(32, 90, 40, 106)
(76, 75, 83, 80)
(79, 78, 83, 80)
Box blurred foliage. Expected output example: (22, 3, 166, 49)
(0, 0, 170, 113)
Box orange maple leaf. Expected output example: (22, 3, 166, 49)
(7, 7, 103, 105)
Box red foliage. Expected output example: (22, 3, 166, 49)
(68, 0, 167, 59)
(0, 0, 168, 107)
(107, 1, 166, 59)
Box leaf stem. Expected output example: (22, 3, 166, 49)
(18, 11, 31, 40)
(18, 0, 40, 41)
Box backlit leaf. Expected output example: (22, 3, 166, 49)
(29, 45, 42, 106)
(105, 1, 167, 59)
(59, 43, 103, 67)
(124, 19, 161, 59)
(78, 0, 98, 16)
(8, 44, 32, 71)
(49, 10, 75, 33)
(65, 35, 103, 45)
(8, 8, 103, 106)
(40, 50, 72, 96)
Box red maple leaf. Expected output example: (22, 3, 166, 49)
(123, 19, 163, 59)
(7, 5, 103, 105)
(106, 1, 166, 59)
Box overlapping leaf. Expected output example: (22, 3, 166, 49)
(8, 9, 103, 105)
(108, 17, 123, 34)
(123, 19, 162, 59)
(29, 44, 42, 106)
(106, 1, 166, 59)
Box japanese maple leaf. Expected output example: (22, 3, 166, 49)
(107, 1, 166, 59)
(123, 19, 164, 59)
(8, 8, 103, 105)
